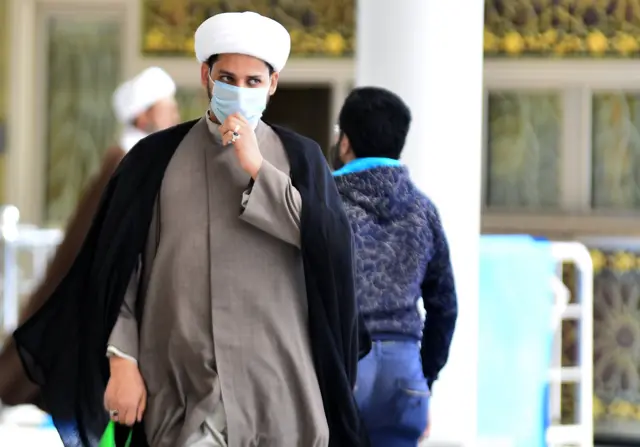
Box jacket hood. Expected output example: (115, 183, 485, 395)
(334, 163, 415, 221)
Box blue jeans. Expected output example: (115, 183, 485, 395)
(355, 340, 430, 447)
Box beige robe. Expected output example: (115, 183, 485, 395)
(108, 118, 329, 447)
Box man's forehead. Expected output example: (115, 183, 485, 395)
(213, 53, 269, 71)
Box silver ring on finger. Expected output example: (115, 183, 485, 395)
(109, 409, 119, 421)
(232, 124, 241, 141)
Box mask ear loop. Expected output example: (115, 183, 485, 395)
(207, 67, 216, 120)
(208, 66, 215, 88)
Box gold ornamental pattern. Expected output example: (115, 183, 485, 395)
(142, 0, 355, 57)
(589, 250, 640, 427)
(143, 1, 640, 58)
(485, 0, 640, 57)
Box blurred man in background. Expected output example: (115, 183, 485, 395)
(332, 87, 458, 447)
(0, 66, 178, 409)
(113, 66, 179, 153)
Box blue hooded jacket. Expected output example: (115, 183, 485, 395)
(334, 158, 458, 387)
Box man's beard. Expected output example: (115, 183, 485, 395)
(143, 121, 160, 134)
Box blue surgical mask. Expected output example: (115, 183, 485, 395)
(210, 80, 269, 129)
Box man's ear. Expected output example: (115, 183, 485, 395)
(200, 63, 209, 89)
(340, 134, 351, 156)
(268, 72, 279, 95)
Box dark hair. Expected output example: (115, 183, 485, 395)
(338, 86, 411, 160)
(206, 54, 275, 75)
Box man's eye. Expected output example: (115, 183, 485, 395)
(220, 76, 232, 82)
(248, 79, 261, 86)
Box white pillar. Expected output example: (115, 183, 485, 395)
(356, 1, 484, 446)
(7, 0, 39, 223)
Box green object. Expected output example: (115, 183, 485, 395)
(99, 421, 132, 447)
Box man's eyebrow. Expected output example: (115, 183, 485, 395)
(217, 70, 265, 78)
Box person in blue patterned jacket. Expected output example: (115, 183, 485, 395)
(331, 86, 458, 447)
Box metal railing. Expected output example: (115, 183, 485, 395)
(546, 242, 594, 447)
(0, 205, 63, 335)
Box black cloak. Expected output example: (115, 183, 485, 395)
(13, 120, 371, 447)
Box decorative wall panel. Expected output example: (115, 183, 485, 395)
(591, 249, 640, 437)
(142, 0, 355, 57)
(486, 92, 561, 208)
(45, 18, 121, 224)
(592, 93, 640, 210)
(485, 0, 640, 58)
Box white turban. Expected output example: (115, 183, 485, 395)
(194, 12, 291, 73)
(112, 67, 176, 124)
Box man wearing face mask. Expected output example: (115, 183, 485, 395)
(12, 11, 369, 447)
(0, 67, 178, 411)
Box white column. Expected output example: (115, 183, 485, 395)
(356, 1, 484, 446)
(7, 0, 39, 223)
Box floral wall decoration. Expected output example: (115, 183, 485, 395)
(590, 249, 640, 433)
(560, 250, 640, 434)
(144, 1, 640, 59)
(484, 0, 640, 58)
(142, 0, 355, 57)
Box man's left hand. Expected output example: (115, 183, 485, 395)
(219, 113, 264, 179)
